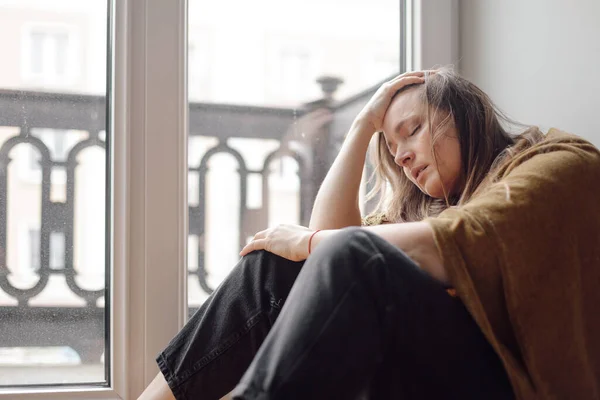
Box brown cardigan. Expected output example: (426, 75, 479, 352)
(427, 129, 600, 399)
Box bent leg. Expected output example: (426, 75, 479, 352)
(157, 250, 304, 400)
(138, 371, 176, 400)
(231, 227, 514, 400)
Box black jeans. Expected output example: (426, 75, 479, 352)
(157, 228, 514, 400)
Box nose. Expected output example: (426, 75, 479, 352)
(394, 149, 414, 167)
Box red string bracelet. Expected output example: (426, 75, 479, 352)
(308, 230, 321, 255)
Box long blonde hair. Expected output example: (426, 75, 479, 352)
(366, 67, 544, 223)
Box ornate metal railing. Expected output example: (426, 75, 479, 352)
(0, 79, 376, 363)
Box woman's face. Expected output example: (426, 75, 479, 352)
(381, 87, 462, 198)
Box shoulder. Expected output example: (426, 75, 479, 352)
(461, 128, 600, 214)
(500, 128, 600, 181)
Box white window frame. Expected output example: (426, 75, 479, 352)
(409, 0, 459, 71)
(0, 0, 188, 398)
(0, 0, 456, 398)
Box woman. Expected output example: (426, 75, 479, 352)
(139, 68, 600, 400)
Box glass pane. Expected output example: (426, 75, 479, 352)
(187, 0, 401, 312)
(0, 0, 109, 386)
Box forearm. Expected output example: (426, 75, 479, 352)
(364, 223, 447, 284)
(311, 223, 448, 285)
(309, 121, 373, 230)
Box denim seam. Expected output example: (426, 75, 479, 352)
(157, 352, 188, 400)
(270, 253, 385, 398)
(174, 308, 266, 385)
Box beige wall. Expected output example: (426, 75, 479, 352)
(459, 0, 600, 146)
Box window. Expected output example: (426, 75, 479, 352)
(186, 0, 403, 315)
(273, 42, 315, 104)
(21, 24, 80, 88)
(24, 228, 62, 273)
(49, 231, 65, 270)
(188, 30, 213, 101)
(28, 228, 40, 272)
(363, 47, 401, 82)
(0, 0, 110, 392)
(0, 0, 456, 397)
(24, 129, 76, 181)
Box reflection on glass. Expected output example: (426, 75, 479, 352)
(0, 0, 109, 386)
(187, 0, 400, 311)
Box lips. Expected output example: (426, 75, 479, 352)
(410, 165, 428, 181)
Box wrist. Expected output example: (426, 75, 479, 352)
(307, 229, 338, 255)
(350, 116, 377, 136)
(308, 230, 321, 255)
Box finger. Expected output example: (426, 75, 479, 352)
(388, 69, 442, 85)
(400, 70, 426, 78)
(239, 238, 268, 257)
(240, 240, 260, 256)
(239, 242, 254, 257)
(389, 71, 425, 83)
(252, 229, 269, 240)
(387, 73, 425, 87)
(387, 75, 425, 93)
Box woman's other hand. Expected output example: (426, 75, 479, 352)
(354, 71, 426, 134)
(240, 224, 314, 262)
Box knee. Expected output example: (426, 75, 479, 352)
(239, 249, 274, 266)
(238, 250, 284, 272)
(236, 250, 302, 279)
(309, 227, 386, 276)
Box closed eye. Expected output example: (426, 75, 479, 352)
(409, 124, 421, 137)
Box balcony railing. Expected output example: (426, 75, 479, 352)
(0, 79, 377, 364)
